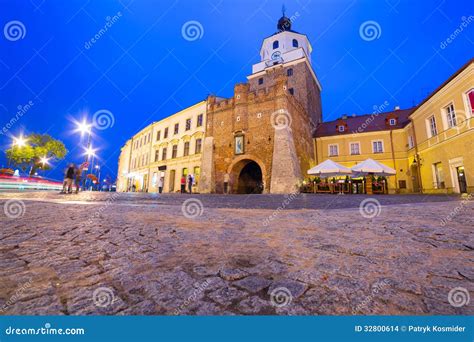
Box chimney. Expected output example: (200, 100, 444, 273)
(342, 114, 348, 120)
(351, 113, 356, 117)
(394, 106, 400, 111)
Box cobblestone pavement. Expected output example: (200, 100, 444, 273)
(0, 192, 472, 315)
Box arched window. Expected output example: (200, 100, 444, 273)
(273, 40, 279, 49)
(292, 39, 298, 48)
(287, 68, 293, 77)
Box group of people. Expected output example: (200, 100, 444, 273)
(60, 163, 84, 194)
(180, 174, 195, 194)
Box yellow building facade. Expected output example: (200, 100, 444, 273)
(313, 58, 473, 194)
(117, 101, 207, 193)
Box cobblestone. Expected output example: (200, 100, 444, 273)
(0, 191, 472, 315)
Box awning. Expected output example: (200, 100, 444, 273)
(307, 159, 353, 177)
(351, 158, 396, 176)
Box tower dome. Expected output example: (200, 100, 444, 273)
(277, 5, 291, 31)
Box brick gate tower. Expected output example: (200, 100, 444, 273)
(199, 12, 322, 194)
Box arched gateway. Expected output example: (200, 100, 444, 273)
(228, 157, 265, 194)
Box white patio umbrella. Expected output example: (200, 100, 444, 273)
(307, 159, 353, 177)
(351, 158, 396, 176)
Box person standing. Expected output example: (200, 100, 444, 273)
(187, 174, 193, 194)
(180, 175, 186, 193)
(61, 163, 75, 194)
(223, 173, 230, 194)
(158, 177, 164, 194)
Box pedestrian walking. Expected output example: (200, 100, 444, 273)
(158, 177, 164, 194)
(61, 163, 75, 194)
(180, 175, 186, 193)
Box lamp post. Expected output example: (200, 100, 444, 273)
(95, 165, 101, 191)
(84, 146, 96, 191)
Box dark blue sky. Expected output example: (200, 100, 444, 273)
(1, 0, 472, 181)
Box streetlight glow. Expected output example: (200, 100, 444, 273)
(40, 156, 49, 165)
(13, 136, 27, 147)
(76, 121, 92, 135)
(84, 146, 96, 157)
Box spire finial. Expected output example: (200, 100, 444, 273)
(282, 4, 286, 17)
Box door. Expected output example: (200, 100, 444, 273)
(169, 170, 175, 192)
(456, 166, 467, 193)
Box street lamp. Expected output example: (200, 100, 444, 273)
(76, 120, 93, 164)
(9, 135, 28, 167)
(40, 156, 49, 167)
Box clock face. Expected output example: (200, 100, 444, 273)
(271, 51, 281, 60)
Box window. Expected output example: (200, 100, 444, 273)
(162, 147, 167, 160)
(273, 40, 279, 49)
(156, 130, 161, 141)
(433, 162, 445, 189)
(389, 118, 396, 126)
(467, 89, 474, 114)
(329, 144, 338, 156)
(164, 127, 168, 139)
(182, 168, 188, 177)
(258, 78, 263, 85)
(155, 149, 159, 162)
(398, 180, 407, 189)
(197, 113, 203, 127)
(427, 115, 438, 137)
(292, 39, 298, 48)
(289, 88, 294, 95)
(338, 125, 345, 132)
(195, 138, 202, 154)
(445, 104, 457, 128)
(287, 68, 293, 77)
(193, 166, 200, 185)
(183, 141, 190, 156)
(408, 135, 414, 149)
(174, 123, 179, 135)
(350, 142, 360, 155)
(372, 140, 384, 153)
(185, 118, 191, 131)
(172, 145, 178, 158)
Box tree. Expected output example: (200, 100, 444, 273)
(6, 134, 67, 175)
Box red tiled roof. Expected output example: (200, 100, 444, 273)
(314, 108, 416, 138)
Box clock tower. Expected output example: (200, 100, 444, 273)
(199, 11, 322, 194)
(248, 10, 322, 127)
